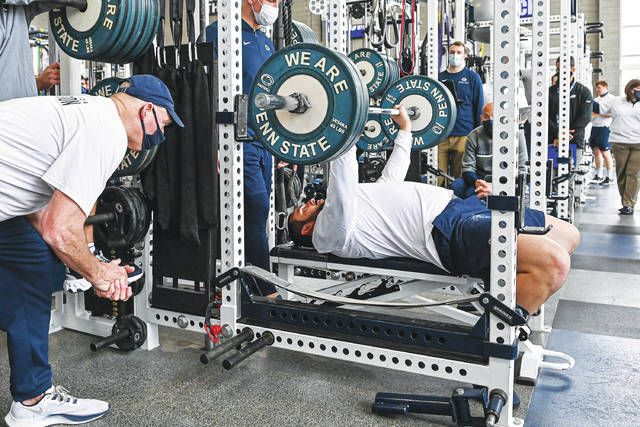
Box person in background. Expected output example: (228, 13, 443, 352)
(598, 79, 640, 215)
(438, 41, 484, 185)
(548, 56, 593, 161)
(589, 80, 616, 185)
(452, 103, 528, 199)
(206, 0, 281, 297)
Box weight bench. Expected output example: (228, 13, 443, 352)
(269, 243, 575, 383)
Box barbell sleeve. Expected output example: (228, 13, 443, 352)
(255, 93, 301, 112)
(85, 212, 117, 226)
(199, 327, 254, 364)
(255, 93, 419, 119)
(90, 329, 131, 352)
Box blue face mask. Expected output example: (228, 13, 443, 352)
(482, 119, 493, 138)
(634, 90, 640, 100)
(141, 108, 165, 150)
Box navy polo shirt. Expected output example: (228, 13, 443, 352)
(206, 20, 275, 141)
(439, 67, 484, 137)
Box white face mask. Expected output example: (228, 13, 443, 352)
(253, 1, 279, 27)
(449, 53, 465, 68)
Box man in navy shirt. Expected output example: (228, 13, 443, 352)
(438, 41, 484, 186)
(206, 0, 280, 297)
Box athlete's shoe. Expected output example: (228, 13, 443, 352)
(598, 177, 612, 186)
(64, 249, 144, 293)
(4, 385, 109, 427)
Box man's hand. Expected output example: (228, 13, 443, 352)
(475, 179, 492, 199)
(91, 259, 134, 301)
(569, 129, 575, 140)
(391, 104, 412, 133)
(36, 62, 60, 91)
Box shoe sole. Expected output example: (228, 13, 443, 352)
(128, 271, 144, 283)
(5, 409, 108, 427)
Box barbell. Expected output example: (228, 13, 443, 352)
(249, 43, 457, 164)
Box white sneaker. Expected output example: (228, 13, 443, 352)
(4, 385, 109, 427)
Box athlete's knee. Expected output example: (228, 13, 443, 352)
(546, 247, 570, 293)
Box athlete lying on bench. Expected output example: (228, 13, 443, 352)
(288, 106, 580, 317)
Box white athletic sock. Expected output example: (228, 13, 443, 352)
(606, 168, 612, 179)
(599, 167, 605, 177)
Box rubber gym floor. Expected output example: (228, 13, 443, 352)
(1, 181, 639, 426)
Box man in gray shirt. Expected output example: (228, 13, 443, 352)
(452, 103, 528, 199)
(0, 0, 78, 101)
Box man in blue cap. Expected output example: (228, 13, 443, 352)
(0, 74, 182, 427)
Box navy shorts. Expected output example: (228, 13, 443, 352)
(589, 126, 611, 151)
(431, 196, 545, 283)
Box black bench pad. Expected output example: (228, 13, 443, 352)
(270, 244, 453, 276)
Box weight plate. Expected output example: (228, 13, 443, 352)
(100, 0, 134, 62)
(380, 75, 457, 150)
(106, 0, 141, 63)
(124, 0, 160, 63)
(341, 50, 371, 157)
(94, 186, 138, 248)
(291, 21, 318, 44)
(49, 0, 125, 60)
(89, 77, 158, 176)
(250, 43, 365, 165)
(348, 49, 390, 98)
(357, 117, 391, 152)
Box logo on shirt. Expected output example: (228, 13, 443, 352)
(260, 74, 275, 87)
(265, 45, 271, 51)
(57, 96, 88, 106)
(243, 41, 251, 46)
(461, 77, 468, 83)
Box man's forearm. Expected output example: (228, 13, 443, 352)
(43, 225, 100, 282)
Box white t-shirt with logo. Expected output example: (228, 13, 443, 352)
(0, 95, 127, 221)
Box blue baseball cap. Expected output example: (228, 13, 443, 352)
(122, 74, 184, 127)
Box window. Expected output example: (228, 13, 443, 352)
(620, 0, 640, 88)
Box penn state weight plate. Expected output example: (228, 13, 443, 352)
(100, 0, 134, 62)
(124, 0, 160, 63)
(105, 0, 142, 63)
(380, 75, 457, 150)
(90, 78, 159, 176)
(50, 0, 126, 60)
(357, 117, 391, 152)
(348, 48, 391, 98)
(250, 43, 366, 165)
(291, 21, 318, 44)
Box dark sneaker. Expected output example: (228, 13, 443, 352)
(598, 177, 612, 186)
(619, 206, 634, 215)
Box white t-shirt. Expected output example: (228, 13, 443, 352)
(599, 96, 640, 144)
(312, 130, 454, 271)
(592, 92, 616, 127)
(0, 95, 127, 221)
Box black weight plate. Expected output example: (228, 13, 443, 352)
(380, 75, 457, 150)
(126, 0, 160, 63)
(49, 0, 126, 60)
(250, 43, 365, 165)
(94, 187, 136, 248)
